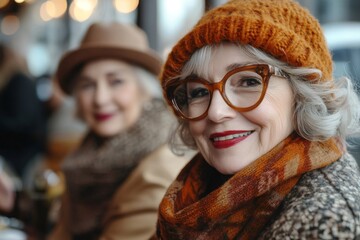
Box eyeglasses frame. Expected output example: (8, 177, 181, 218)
(164, 64, 276, 121)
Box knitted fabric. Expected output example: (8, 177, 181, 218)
(161, 0, 332, 86)
(153, 133, 342, 240)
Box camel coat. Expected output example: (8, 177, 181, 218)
(48, 144, 192, 240)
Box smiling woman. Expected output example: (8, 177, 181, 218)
(47, 22, 192, 240)
(178, 44, 295, 174)
(74, 60, 147, 138)
(151, 0, 360, 239)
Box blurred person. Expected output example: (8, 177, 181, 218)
(48, 22, 192, 240)
(0, 157, 27, 240)
(0, 43, 47, 179)
(0, 158, 15, 213)
(17, 73, 86, 239)
(152, 0, 360, 239)
(0, 173, 14, 213)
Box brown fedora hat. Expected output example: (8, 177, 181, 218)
(56, 22, 162, 94)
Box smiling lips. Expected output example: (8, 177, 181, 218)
(210, 130, 253, 149)
(95, 113, 113, 121)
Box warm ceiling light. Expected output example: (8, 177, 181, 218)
(1, 15, 20, 35)
(46, 0, 67, 18)
(73, 0, 97, 11)
(40, 2, 52, 21)
(113, 0, 139, 13)
(45, 1, 56, 17)
(69, 0, 93, 22)
(0, 0, 9, 9)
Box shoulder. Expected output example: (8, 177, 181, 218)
(109, 144, 194, 209)
(135, 144, 195, 184)
(100, 145, 194, 237)
(7, 72, 33, 88)
(261, 154, 360, 239)
(2, 72, 35, 96)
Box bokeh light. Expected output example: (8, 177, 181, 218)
(40, 2, 53, 21)
(113, 0, 139, 13)
(39, 0, 67, 21)
(0, 0, 9, 9)
(69, 0, 97, 22)
(1, 15, 20, 35)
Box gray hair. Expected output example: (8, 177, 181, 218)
(133, 66, 163, 99)
(170, 43, 360, 151)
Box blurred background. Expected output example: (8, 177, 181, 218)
(0, 0, 359, 84)
(0, 0, 359, 239)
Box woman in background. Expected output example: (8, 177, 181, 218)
(48, 22, 191, 240)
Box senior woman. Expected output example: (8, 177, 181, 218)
(153, 0, 360, 239)
(47, 22, 191, 240)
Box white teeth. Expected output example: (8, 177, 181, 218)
(212, 131, 252, 142)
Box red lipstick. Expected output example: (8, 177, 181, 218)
(209, 130, 253, 149)
(95, 113, 113, 121)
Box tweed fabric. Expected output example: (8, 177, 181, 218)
(154, 133, 342, 239)
(161, 0, 332, 87)
(259, 153, 360, 239)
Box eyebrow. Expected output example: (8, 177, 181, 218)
(225, 62, 259, 72)
(77, 71, 125, 81)
(77, 75, 93, 83)
(105, 72, 122, 78)
(181, 61, 261, 82)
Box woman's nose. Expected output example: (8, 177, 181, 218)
(94, 81, 111, 106)
(207, 90, 237, 122)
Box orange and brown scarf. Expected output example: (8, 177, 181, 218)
(154, 133, 343, 240)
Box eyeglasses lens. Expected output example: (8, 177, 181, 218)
(171, 65, 268, 119)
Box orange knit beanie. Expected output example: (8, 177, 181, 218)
(161, 0, 332, 86)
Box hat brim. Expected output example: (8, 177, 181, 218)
(56, 46, 162, 95)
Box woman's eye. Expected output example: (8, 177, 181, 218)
(189, 87, 209, 99)
(230, 76, 262, 88)
(111, 79, 124, 86)
(240, 77, 262, 87)
(78, 82, 94, 90)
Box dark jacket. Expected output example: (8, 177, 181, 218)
(0, 72, 46, 177)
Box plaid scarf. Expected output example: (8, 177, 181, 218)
(154, 133, 343, 239)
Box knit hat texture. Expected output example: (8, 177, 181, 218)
(161, 0, 332, 86)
